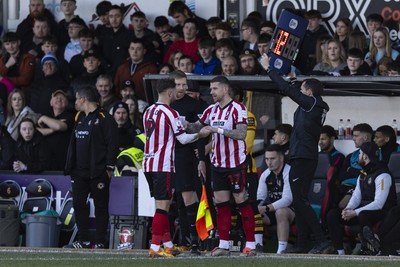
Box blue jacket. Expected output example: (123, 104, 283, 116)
(194, 56, 220, 75)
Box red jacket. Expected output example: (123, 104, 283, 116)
(114, 59, 158, 101)
(163, 39, 200, 64)
(0, 53, 35, 87)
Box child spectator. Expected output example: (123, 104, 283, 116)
(194, 37, 220, 75)
(387, 60, 400, 76)
(64, 17, 87, 62)
(340, 48, 372, 76)
(377, 56, 393, 76)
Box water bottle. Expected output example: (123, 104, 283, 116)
(392, 119, 398, 137)
(345, 119, 352, 139)
(338, 119, 345, 140)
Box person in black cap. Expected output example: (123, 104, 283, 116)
(119, 80, 135, 99)
(112, 101, 140, 151)
(239, 49, 263, 75)
(325, 141, 397, 255)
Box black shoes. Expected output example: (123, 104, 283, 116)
(362, 226, 380, 255)
(281, 245, 310, 254)
(308, 240, 333, 254)
(63, 240, 92, 249)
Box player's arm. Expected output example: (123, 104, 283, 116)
(208, 123, 247, 140)
(185, 120, 205, 133)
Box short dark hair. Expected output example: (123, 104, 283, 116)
(96, 1, 112, 16)
(258, 33, 272, 44)
(230, 83, 244, 102)
(78, 28, 94, 39)
(168, 1, 193, 17)
(169, 70, 187, 80)
(130, 38, 146, 48)
(183, 18, 198, 29)
(275, 124, 292, 137)
(68, 17, 87, 28)
(178, 55, 192, 65)
(42, 35, 58, 45)
(321, 125, 337, 138)
(261, 20, 276, 30)
(210, 75, 231, 87)
(130, 11, 146, 20)
(154, 16, 169, 28)
(367, 13, 383, 24)
(76, 86, 100, 103)
(3, 32, 19, 42)
(215, 38, 234, 50)
(265, 144, 285, 156)
(305, 10, 322, 19)
(353, 123, 373, 135)
(347, 48, 364, 60)
(303, 78, 324, 96)
(375, 125, 396, 139)
(247, 11, 263, 22)
(241, 17, 261, 34)
(156, 79, 176, 94)
(387, 61, 400, 73)
(215, 22, 232, 31)
(206, 16, 222, 27)
(198, 37, 215, 48)
(109, 4, 122, 14)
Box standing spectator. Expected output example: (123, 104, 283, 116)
(16, 0, 58, 53)
(13, 118, 50, 173)
(97, 5, 131, 76)
(177, 55, 194, 74)
(326, 142, 397, 255)
(114, 38, 158, 100)
(168, 0, 208, 39)
(333, 18, 353, 52)
(123, 95, 143, 133)
(164, 18, 200, 65)
(295, 10, 330, 75)
(63, 17, 87, 63)
(257, 144, 294, 254)
(130, 11, 157, 49)
(239, 49, 263, 75)
(94, 1, 112, 44)
(96, 74, 119, 113)
(64, 86, 119, 249)
(57, 0, 78, 47)
(221, 55, 238, 76)
(366, 14, 383, 47)
(5, 89, 40, 141)
(30, 52, 69, 116)
(240, 17, 261, 52)
(154, 16, 174, 60)
(365, 27, 399, 75)
(36, 90, 73, 171)
(144, 79, 207, 257)
(20, 16, 51, 56)
(260, 21, 276, 35)
(206, 17, 222, 39)
(112, 101, 139, 151)
(194, 37, 220, 75)
(0, 32, 36, 96)
(260, 54, 330, 254)
(187, 76, 257, 256)
(257, 33, 272, 64)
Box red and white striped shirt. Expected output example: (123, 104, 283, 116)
(143, 103, 185, 172)
(199, 100, 248, 168)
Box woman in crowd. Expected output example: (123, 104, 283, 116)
(5, 88, 39, 141)
(365, 27, 399, 75)
(348, 31, 369, 56)
(158, 63, 174, 74)
(312, 38, 347, 75)
(168, 50, 183, 70)
(13, 118, 49, 173)
(333, 18, 353, 52)
(123, 95, 143, 133)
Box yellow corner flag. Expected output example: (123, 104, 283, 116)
(196, 184, 214, 240)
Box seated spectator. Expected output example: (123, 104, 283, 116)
(63, 17, 87, 62)
(69, 28, 101, 79)
(312, 39, 347, 75)
(340, 48, 372, 76)
(387, 60, 400, 76)
(257, 33, 272, 64)
(114, 38, 158, 100)
(338, 123, 373, 208)
(260, 21, 276, 35)
(366, 14, 384, 47)
(118, 80, 148, 117)
(96, 74, 119, 113)
(30, 52, 69, 116)
(377, 56, 393, 76)
(257, 144, 293, 254)
(123, 95, 143, 133)
(326, 142, 397, 255)
(177, 55, 194, 74)
(239, 49, 263, 75)
(57, 0, 79, 47)
(94, 1, 112, 43)
(36, 90, 73, 171)
(312, 35, 332, 70)
(214, 38, 236, 74)
(163, 18, 200, 65)
(168, 50, 183, 70)
(13, 118, 50, 173)
(69, 49, 103, 107)
(374, 125, 400, 164)
(221, 55, 238, 76)
(240, 17, 261, 52)
(0, 32, 35, 98)
(206, 17, 221, 39)
(6, 89, 40, 141)
(194, 37, 220, 75)
(0, 125, 16, 170)
(20, 16, 51, 56)
(365, 27, 399, 75)
(113, 101, 140, 151)
(348, 31, 368, 56)
(333, 18, 353, 52)
(158, 63, 174, 74)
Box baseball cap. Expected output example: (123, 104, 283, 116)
(360, 142, 380, 163)
(51, 90, 67, 98)
(41, 52, 58, 66)
(112, 102, 130, 115)
(121, 80, 135, 89)
(83, 49, 100, 59)
(239, 49, 257, 59)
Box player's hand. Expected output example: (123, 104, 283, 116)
(341, 208, 356, 221)
(260, 53, 270, 71)
(258, 205, 266, 214)
(199, 126, 212, 138)
(6, 56, 17, 68)
(198, 160, 207, 179)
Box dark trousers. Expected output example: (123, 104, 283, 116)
(327, 207, 386, 250)
(377, 206, 400, 254)
(72, 173, 110, 244)
(289, 158, 324, 245)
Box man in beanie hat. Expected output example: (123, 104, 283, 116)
(239, 49, 262, 75)
(112, 101, 140, 151)
(325, 141, 397, 255)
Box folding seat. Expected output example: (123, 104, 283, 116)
(21, 178, 54, 214)
(0, 180, 22, 207)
